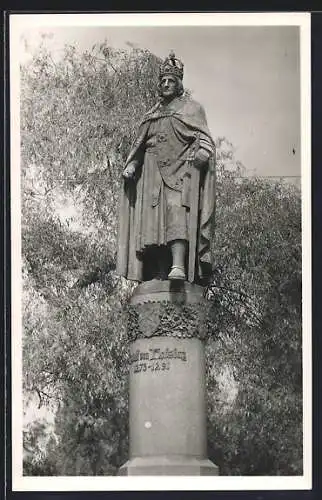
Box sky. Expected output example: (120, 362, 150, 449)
(19, 22, 302, 180)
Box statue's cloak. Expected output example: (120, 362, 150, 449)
(116, 94, 216, 282)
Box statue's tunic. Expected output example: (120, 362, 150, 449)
(117, 93, 216, 282)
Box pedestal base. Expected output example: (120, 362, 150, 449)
(119, 455, 219, 476)
(119, 280, 219, 476)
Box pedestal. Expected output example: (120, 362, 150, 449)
(119, 280, 219, 476)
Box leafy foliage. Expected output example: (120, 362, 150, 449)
(206, 168, 302, 474)
(21, 41, 302, 475)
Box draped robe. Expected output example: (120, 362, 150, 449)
(116, 93, 216, 283)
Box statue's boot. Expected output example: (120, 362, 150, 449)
(168, 239, 187, 281)
(168, 265, 186, 280)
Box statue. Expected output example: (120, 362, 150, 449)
(116, 53, 219, 476)
(117, 51, 216, 284)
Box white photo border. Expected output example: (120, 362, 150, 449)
(10, 11, 312, 492)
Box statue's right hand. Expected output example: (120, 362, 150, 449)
(122, 163, 136, 180)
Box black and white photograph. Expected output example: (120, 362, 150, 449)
(9, 12, 311, 491)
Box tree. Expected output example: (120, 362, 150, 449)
(21, 41, 160, 474)
(206, 161, 302, 474)
(21, 41, 302, 475)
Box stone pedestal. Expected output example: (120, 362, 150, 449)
(119, 280, 219, 476)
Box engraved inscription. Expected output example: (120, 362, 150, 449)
(130, 347, 187, 374)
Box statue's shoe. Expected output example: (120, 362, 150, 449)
(168, 266, 186, 281)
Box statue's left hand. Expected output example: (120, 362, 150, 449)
(194, 149, 210, 169)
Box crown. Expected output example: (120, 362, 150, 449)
(159, 51, 184, 80)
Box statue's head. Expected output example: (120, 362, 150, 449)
(158, 51, 184, 100)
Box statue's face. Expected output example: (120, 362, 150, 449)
(160, 75, 177, 99)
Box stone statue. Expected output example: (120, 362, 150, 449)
(117, 51, 216, 284)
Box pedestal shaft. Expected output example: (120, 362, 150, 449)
(119, 280, 219, 475)
(129, 337, 207, 458)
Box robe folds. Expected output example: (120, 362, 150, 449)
(116, 93, 216, 283)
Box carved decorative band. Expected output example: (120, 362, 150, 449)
(126, 300, 210, 342)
